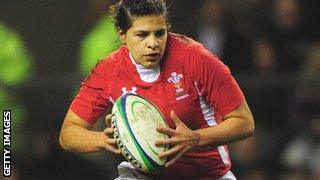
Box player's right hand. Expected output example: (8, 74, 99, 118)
(103, 114, 121, 154)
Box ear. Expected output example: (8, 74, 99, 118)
(117, 28, 126, 43)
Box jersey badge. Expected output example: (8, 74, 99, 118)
(167, 72, 189, 100)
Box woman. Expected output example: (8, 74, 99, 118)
(59, 0, 255, 179)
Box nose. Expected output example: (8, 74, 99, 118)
(147, 35, 159, 49)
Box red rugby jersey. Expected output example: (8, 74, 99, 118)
(71, 33, 244, 179)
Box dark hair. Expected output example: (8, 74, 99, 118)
(110, 0, 169, 34)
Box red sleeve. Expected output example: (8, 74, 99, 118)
(190, 44, 245, 116)
(70, 60, 112, 124)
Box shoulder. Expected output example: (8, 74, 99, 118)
(166, 33, 223, 70)
(93, 46, 128, 75)
(167, 33, 202, 51)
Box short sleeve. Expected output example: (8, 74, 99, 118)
(190, 45, 245, 116)
(70, 60, 112, 124)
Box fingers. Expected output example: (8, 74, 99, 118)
(158, 144, 186, 168)
(156, 126, 175, 136)
(106, 140, 121, 154)
(106, 143, 121, 154)
(105, 114, 112, 127)
(170, 110, 181, 126)
(103, 127, 114, 135)
(102, 125, 120, 154)
(103, 131, 121, 154)
(165, 149, 186, 167)
(106, 137, 117, 145)
(156, 110, 194, 167)
(158, 145, 182, 158)
(155, 138, 178, 147)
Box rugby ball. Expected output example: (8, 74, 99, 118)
(111, 93, 169, 173)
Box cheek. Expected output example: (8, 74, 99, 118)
(160, 39, 167, 51)
(134, 42, 145, 53)
(128, 42, 145, 57)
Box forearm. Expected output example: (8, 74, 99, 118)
(59, 125, 106, 153)
(195, 117, 254, 147)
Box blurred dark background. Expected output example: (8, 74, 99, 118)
(1, 0, 319, 179)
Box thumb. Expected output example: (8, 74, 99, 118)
(170, 110, 181, 126)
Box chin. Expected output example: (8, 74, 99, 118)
(142, 59, 160, 68)
(144, 62, 159, 69)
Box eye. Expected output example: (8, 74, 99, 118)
(136, 32, 148, 38)
(155, 30, 166, 38)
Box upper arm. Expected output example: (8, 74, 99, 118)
(70, 60, 112, 124)
(190, 45, 244, 115)
(59, 109, 107, 152)
(61, 109, 93, 131)
(223, 101, 255, 133)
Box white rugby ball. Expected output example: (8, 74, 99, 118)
(111, 93, 169, 173)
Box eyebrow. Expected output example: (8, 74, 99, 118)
(133, 28, 167, 33)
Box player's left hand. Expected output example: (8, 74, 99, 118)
(155, 110, 200, 167)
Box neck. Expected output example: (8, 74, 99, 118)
(129, 53, 160, 83)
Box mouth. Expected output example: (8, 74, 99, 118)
(146, 52, 160, 56)
(144, 52, 161, 61)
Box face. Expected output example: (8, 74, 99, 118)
(119, 15, 168, 68)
